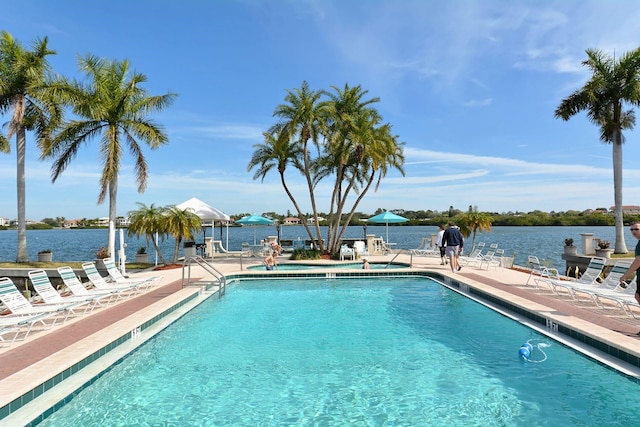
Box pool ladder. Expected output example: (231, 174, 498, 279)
(181, 255, 226, 297)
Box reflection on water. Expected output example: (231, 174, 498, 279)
(0, 225, 633, 268)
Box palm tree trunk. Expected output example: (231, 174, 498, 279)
(612, 138, 628, 253)
(173, 238, 181, 264)
(108, 177, 118, 258)
(16, 126, 29, 262)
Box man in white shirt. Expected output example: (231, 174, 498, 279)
(436, 224, 447, 265)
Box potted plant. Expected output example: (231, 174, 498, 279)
(595, 240, 613, 258)
(563, 238, 577, 256)
(94, 246, 110, 269)
(37, 249, 53, 262)
(135, 246, 149, 263)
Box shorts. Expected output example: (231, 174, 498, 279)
(439, 246, 445, 257)
(445, 245, 459, 257)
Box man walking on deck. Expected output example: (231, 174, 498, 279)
(442, 222, 464, 273)
(620, 221, 640, 305)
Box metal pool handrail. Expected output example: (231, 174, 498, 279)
(181, 255, 226, 297)
(386, 248, 413, 268)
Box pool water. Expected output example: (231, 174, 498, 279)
(40, 277, 640, 425)
(247, 261, 408, 270)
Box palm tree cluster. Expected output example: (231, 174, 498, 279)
(127, 202, 201, 265)
(248, 81, 405, 254)
(0, 31, 176, 262)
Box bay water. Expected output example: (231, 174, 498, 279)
(0, 225, 635, 270)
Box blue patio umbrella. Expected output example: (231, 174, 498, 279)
(367, 211, 408, 243)
(235, 214, 274, 245)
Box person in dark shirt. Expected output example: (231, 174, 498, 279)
(442, 222, 464, 273)
(620, 222, 640, 305)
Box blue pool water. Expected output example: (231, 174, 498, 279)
(40, 277, 639, 425)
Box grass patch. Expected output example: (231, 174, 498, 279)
(611, 253, 635, 259)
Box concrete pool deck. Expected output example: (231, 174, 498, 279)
(2, 253, 640, 423)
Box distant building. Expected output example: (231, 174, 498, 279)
(0, 217, 9, 226)
(609, 206, 640, 214)
(9, 219, 38, 226)
(307, 216, 326, 224)
(116, 216, 130, 227)
(283, 216, 301, 225)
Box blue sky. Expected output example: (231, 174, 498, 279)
(2, 0, 640, 220)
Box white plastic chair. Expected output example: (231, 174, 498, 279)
(353, 241, 368, 258)
(340, 245, 355, 261)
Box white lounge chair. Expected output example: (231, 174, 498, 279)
(525, 256, 559, 286)
(410, 238, 437, 256)
(591, 281, 639, 318)
(462, 250, 493, 269)
(28, 269, 99, 316)
(82, 262, 142, 296)
(0, 324, 23, 346)
(102, 257, 161, 288)
(0, 312, 54, 346)
(58, 266, 123, 305)
(575, 261, 633, 307)
(459, 248, 484, 267)
(479, 249, 504, 270)
(536, 257, 606, 294)
(0, 277, 77, 325)
(534, 261, 625, 305)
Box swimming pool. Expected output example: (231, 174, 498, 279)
(38, 276, 640, 425)
(247, 261, 409, 270)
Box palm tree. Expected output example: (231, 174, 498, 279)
(270, 81, 329, 249)
(555, 48, 640, 254)
(42, 55, 177, 258)
(458, 209, 493, 252)
(0, 31, 58, 262)
(319, 84, 405, 253)
(163, 206, 202, 263)
(127, 202, 168, 265)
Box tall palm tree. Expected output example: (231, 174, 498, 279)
(248, 127, 310, 227)
(458, 209, 493, 252)
(271, 81, 329, 249)
(320, 84, 405, 253)
(555, 48, 640, 254)
(163, 206, 202, 263)
(0, 31, 58, 262)
(127, 202, 168, 265)
(42, 55, 177, 258)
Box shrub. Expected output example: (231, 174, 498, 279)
(290, 249, 321, 260)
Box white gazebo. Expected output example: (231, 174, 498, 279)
(175, 197, 231, 253)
